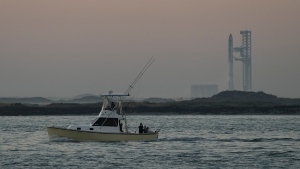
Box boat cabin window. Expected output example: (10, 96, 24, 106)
(92, 118, 118, 127)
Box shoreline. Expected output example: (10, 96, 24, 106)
(1, 90, 300, 116)
(1, 111, 300, 116)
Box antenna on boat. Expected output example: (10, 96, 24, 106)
(123, 57, 155, 99)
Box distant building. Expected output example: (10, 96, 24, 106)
(191, 84, 218, 98)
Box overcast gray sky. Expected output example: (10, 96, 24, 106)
(1, 0, 300, 98)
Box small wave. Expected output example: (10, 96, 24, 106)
(159, 137, 205, 142)
(212, 137, 299, 142)
(248, 138, 264, 142)
(267, 150, 296, 157)
(48, 136, 80, 143)
(247, 138, 298, 142)
(160, 137, 300, 143)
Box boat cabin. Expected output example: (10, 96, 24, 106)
(67, 93, 129, 133)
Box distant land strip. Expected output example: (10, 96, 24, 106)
(0, 103, 300, 116)
(1, 91, 300, 116)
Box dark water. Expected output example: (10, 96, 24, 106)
(1, 115, 300, 168)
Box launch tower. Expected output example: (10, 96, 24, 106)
(228, 30, 252, 91)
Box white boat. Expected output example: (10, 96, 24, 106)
(48, 93, 159, 141)
(48, 58, 159, 141)
(48, 93, 158, 141)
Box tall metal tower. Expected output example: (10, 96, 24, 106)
(228, 34, 234, 90)
(234, 30, 252, 91)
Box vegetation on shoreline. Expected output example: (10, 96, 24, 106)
(1, 91, 300, 116)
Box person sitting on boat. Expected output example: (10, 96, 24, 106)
(138, 123, 144, 133)
(144, 126, 149, 133)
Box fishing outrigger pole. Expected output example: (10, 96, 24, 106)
(122, 57, 155, 100)
(120, 57, 155, 133)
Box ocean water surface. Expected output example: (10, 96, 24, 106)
(1, 115, 300, 168)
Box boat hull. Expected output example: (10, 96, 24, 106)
(47, 127, 158, 142)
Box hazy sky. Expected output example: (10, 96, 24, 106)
(1, 0, 300, 98)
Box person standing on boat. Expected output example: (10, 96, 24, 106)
(111, 102, 115, 110)
(119, 122, 123, 133)
(138, 123, 144, 133)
